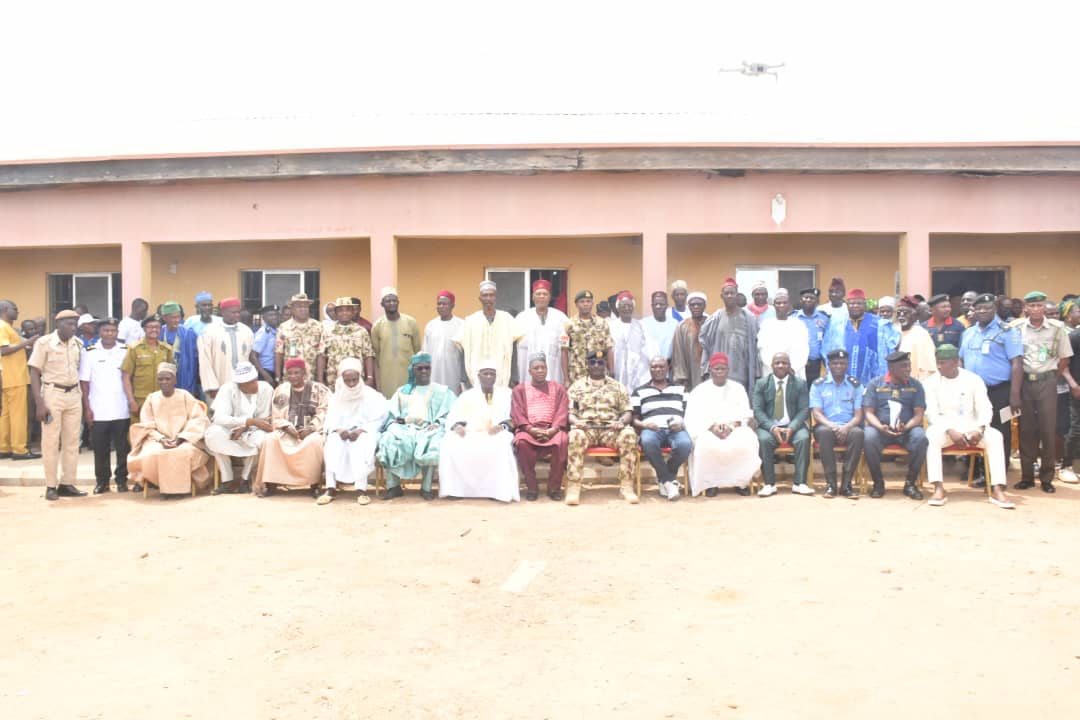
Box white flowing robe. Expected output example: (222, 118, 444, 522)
(684, 380, 761, 494)
(455, 310, 523, 388)
(438, 387, 519, 502)
(198, 322, 255, 393)
(757, 316, 810, 379)
(641, 315, 677, 361)
(609, 318, 651, 391)
(514, 306, 569, 383)
(323, 383, 389, 489)
(423, 315, 467, 393)
(205, 380, 274, 483)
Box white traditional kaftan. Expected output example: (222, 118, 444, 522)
(198, 321, 255, 393)
(684, 379, 761, 494)
(454, 310, 522, 388)
(514, 306, 569, 383)
(609, 318, 651, 391)
(323, 375, 389, 490)
(641, 315, 677, 361)
(205, 380, 274, 484)
(422, 315, 467, 393)
(757, 316, 810, 379)
(438, 386, 520, 502)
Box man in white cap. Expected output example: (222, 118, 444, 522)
(318, 357, 389, 505)
(454, 279, 522, 389)
(747, 281, 775, 328)
(205, 361, 274, 494)
(756, 289, 809, 379)
(668, 280, 690, 322)
(76, 313, 99, 349)
(371, 287, 422, 399)
(438, 359, 519, 501)
(671, 291, 708, 389)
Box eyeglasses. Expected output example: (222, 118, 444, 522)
(587, 359, 606, 365)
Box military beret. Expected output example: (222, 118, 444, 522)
(575, 290, 594, 302)
(588, 349, 607, 360)
(826, 349, 848, 361)
(935, 343, 960, 359)
(886, 350, 911, 363)
(974, 293, 997, 305)
(928, 293, 950, 306)
(1023, 290, 1048, 302)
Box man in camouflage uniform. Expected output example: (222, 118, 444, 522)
(274, 293, 324, 382)
(565, 348, 639, 505)
(561, 290, 614, 384)
(317, 296, 376, 387)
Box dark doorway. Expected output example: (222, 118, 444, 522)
(932, 268, 1007, 298)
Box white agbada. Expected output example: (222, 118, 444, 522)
(609, 318, 651, 391)
(684, 378, 761, 494)
(923, 367, 1006, 487)
(205, 376, 274, 484)
(323, 362, 390, 490)
(423, 314, 467, 392)
(514, 306, 569, 383)
(641, 315, 677, 361)
(757, 316, 810, 379)
(438, 383, 519, 502)
(455, 310, 523, 388)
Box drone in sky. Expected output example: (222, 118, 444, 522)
(718, 61, 785, 80)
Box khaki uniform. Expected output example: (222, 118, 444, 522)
(566, 376, 638, 500)
(1015, 317, 1073, 483)
(318, 323, 375, 385)
(121, 340, 174, 414)
(0, 319, 30, 454)
(28, 332, 83, 489)
(561, 315, 614, 384)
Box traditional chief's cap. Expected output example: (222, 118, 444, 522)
(532, 279, 551, 293)
(774, 288, 789, 300)
(671, 280, 688, 291)
(721, 277, 738, 290)
(437, 289, 456, 302)
(826, 348, 848, 361)
(878, 296, 896, 308)
(378, 287, 398, 301)
(846, 288, 866, 300)
(687, 291, 707, 303)
(886, 350, 911, 363)
(333, 296, 359, 306)
(928, 293, 949, 306)
(479, 280, 497, 293)
(98, 317, 120, 327)
(156, 362, 177, 376)
(477, 358, 499, 371)
(160, 301, 182, 316)
(799, 287, 820, 298)
(220, 297, 241, 310)
(588, 349, 608, 360)
(709, 352, 730, 368)
(616, 291, 634, 303)
(830, 277, 845, 289)
(974, 293, 997, 305)
(1024, 290, 1048, 302)
(233, 362, 259, 383)
(77, 313, 97, 326)
(935, 344, 960, 359)
(898, 295, 919, 309)
(284, 357, 307, 370)
(574, 289, 593, 302)
(140, 313, 162, 327)
(195, 291, 212, 304)
(290, 292, 315, 304)
(55, 309, 80, 321)
(528, 351, 547, 364)
(752, 280, 768, 292)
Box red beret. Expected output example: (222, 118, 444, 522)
(284, 358, 306, 370)
(220, 297, 241, 309)
(616, 292, 634, 303)
(846, 288, 866, 300)
(436, 290, 455, 303)
(721, 277, 738, 290)
(898, 295, 919, 309)
(532, 279, 552, 292)
(709, 352, 730, 368)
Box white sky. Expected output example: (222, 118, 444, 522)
(3, 0, 1079, 161)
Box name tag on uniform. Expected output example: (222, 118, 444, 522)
(1038, 347, 1049, 362)
(981, 340, 991, 355)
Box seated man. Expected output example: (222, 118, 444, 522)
(684, 352, 761, 497)
(862, 351, 929, 499)
(127, 362, 212, 496)
(810, 349, 865, 499)
(752, 352, 813, 497)
(253, 358, 329, 497)
(205, 361, 273, 495)
(376, 352, 455, 500)
(565, 349, 639, 506)
(511, 352, 569, 501)
(439, 360, 520, 502)
(632, 356, 690, 501)
(319, 357, 389, 505)
(922, 344, 1014, 509)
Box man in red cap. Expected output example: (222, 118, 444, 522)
(896, 296, 937, 380)
(422, 289, 466, 393)
(514, 278, 568, 385)
(822, 288, 882, 385)
(198, 297, 254, 400)
(699, 278, 759, 393)
(820, 277, 848, 322)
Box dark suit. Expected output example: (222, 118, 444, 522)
(752, 374, 811, 486)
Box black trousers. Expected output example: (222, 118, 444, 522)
(805, 358, 823, 382)
(813, 424, 864, 485)
(91, 418, 130, 486)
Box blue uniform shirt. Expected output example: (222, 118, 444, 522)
(797, 309, 830, 361)
(863, 374, 926, 426)
(922, 316, 965, 348)
(252, 324, 277, 371)
(809, 373, 863, 424)
(960, 317, 1022, 386)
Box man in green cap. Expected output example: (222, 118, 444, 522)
(561, 290, 614, 384)
(160, 301, 201, 395)
(922, 344, 1014, 508)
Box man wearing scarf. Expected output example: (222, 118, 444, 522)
(747, 281, 775, 328)
(318, 357, 389, 505)
(375, 352, 454, 500)
(199, 297, 254, 400)
(159, 301, 201, 396)
(253, 358, 329, 497)
(205, 361, 273, 494)
(699, 278, 759, 392)
(823, 288, 881, 385)
(511, 352, 569, 501)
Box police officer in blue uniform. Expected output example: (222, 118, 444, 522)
(810, 348, 864, 498)
(862, 350, 929, 499)
(797, 288, 830, 381)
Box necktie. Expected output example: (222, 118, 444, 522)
(773, 378, 785, 420)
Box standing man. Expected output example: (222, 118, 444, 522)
(250, 304, 280, 385)
(959, 291, 978, 327)
(699, 278, 759, 392)
(823, 288, 881, 385)
(796, 288, 829, 381)
(608, 293, 651, 391)
(561, 289, 614, 384)
(316, 296, 376, 388)
(895, 296, 938, 380)
(1014, 290, 1073, 493)
(668, 280, 690, 322)
(923, 293, 965, 348)
(79, 317, 131, 493)
(756, 289, 809, 380)
(752, 352, 813, 497)
(423, 290, 467, 393)
(810, 349, 864, 499)
(274, 292, 324, 383)
(455, 280, 522, 388)
(632, 356, 690, 500)
(199, 297, 254, 401)
(117, 298, 148, 345)
(183, 292, 222, 337)
(29, 309, 86, 501)
(671, 292, 708, 389)
(371, 287, 422, 400)
(511, 352, 569, 501)
(640, 291, 677, 367)
(820, 277, 848, 323)
(862, 351, 929, 500)
(0, 299, 40, 460)
(121, 315, 174, 416)
(76, 314, 99, 349)
(514, 280, 569, 385)
(159, 301, 201, 396)
(1061, 299, 1080, 483)
(747, 281, 775, 327)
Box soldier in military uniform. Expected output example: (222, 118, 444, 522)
(862, 350, 929, 500)
(565, 349, 638, 505)
(809, 348, 864, 498)
(1013, 291, 1073, 492)
(274, 292, 324, 383)
(28, 309, 87, 501)
(561, 290, 614, 384)
(317, 296, 376, 387)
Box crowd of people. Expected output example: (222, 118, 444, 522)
(1, 274, 1078, 509)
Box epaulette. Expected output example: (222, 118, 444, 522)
(813, 376, 826, 385)
(848, 376, 860, 386)
(1005, 317, 1025, 329)
(1045, 318, 1066, 329)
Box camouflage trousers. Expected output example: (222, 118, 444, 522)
(566, 427, 639, 487)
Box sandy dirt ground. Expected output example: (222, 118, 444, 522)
(2, 469, 1079, 720)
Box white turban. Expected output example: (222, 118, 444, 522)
(671, 280, 688, 291)
(878, 296, 897, 308)
(232, 362, 258, 383)
(687, 291, 707, 303)
(752, 280, 768, 291)
(479, 280, 497, 293)
(379, 286, 398, 301)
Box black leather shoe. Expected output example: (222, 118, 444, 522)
(971, 475, 987, 489)
(45, 487, 58, 501)
(382, 485, 404, 500)
(420, 490, 435, 501)
(525, 491, 538, 501)
(131, 482, 143, 492)
(548, 490, 564, 501)
(57, 484, 87, 497)
(10, 451, 41, 460)
(116, 482, 129, 493)
(870, 484, 885, 498)
(1041, 481, 1056, 494)
(238, 480, 251, 494)
(733, 486, 750, 496)
(705, 487, 719, 497)
(823, 483, 837, 498)
(1015, 479, 1036, 490)
(0, 452, 11, 459)
(93, 483, 109, 494)
(903, 483, 924, 501)
(842, 484, 858, 499)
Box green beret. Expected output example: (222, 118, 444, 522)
(575, 290, 594, 302)
(934, 343, 960, 359)
(1023, 290, 1048, 302)
(160, 301, 182, 316)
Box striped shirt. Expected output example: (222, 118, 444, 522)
(631, 382, 688, 428)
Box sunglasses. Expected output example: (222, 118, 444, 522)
(587, 358, 606, 365)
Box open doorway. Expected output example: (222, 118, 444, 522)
(484, 268, 568, 316)
(931, 268, 1007, 298)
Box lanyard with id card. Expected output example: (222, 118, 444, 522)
(981, 340, 991, 355)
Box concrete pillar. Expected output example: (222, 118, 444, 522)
(641, 230, 669, 298)
(369, 233, 397, 318)
(121, 239, 151, 310)
(899, 230, 931, 296)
